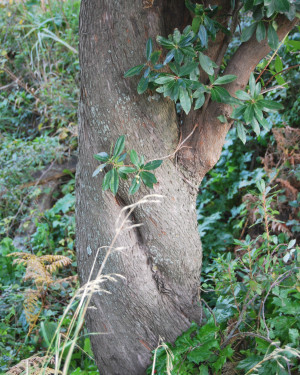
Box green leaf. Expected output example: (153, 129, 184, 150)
(173, 28, 181, 44)
(274, 54, 283, 73)
(154, 75, 175, 84)
(129, 177, 141, 195)
(241, 23, 257, 42)
(235, 90, 252, 101)
(249, 73, 256, 97)
(130, 150, 140, 166)
(179, 87, 191, 114)
(140, 171, 157, 188)
(198, 25, 208, 48)
(113, 135, 125, 157)
(199, 365, 209, 375)
(110, 168, 119, 195)
(251, 117, 260, 136)
(237, 122, 246, 144)
(217, 115, 227, 123)
(244, 104, 255, 124)
(256, 21, 266, 42)
(199, 52, 216, 76)
(231, 104, 247, 119)
(150, 50, 161, 65)
(94, 152, 109, 162)
(192, 15, 201, 33)
(124, 64, 145, 78)
(194, 93, 205, 109)
(179, 62, 199, 77)
(92, 164, 106, 177)
(211, 86, 231, 103)
(137, 77, 149, 94)
(258, 99, 283, 111)
(274, 0, 290, 13)
(146, 38, 152, 61)
(163, 49, 175, 65)
(102, 169, 113, 191)
(118, 166, 136, 174)
(156, 35, 174, 49)
(268, 24, 279, 50)
(144, 160, 163, 170)
(214, 74, 237, 85)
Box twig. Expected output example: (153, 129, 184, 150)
(265, 64, 300, 87)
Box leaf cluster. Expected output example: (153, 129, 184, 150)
(93, 135, 162, 195)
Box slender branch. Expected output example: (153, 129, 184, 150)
(265, 64, 300, 86)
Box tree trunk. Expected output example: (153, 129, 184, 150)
(77, 1, 202, 374)
(76, 0, 297, 373)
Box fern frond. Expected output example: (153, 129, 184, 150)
(6, 355, 56, 375)
(24, 289, 41, 330)
(40, 254, 72, 273)
(24, 257, 52, 287)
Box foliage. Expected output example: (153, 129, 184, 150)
(124, 1, 296, 142)
(93, 135, 162, 195)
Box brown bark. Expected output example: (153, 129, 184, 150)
(76, 1, 297, 373)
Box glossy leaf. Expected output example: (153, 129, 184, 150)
(156, 35, 174, 49)
(237, 122, 246, 144)
(256, 21, 266, 42)
(198, 25, 208, 48)
(146, 38, 152, 61)
(144, 160, 163, 170)
(154, 75, 175, 84)
(113, 135, 125, 157)
(110, 168, 119, 195)
(124, 64, 145, 78)
(94, 152, 109, 162)
(199, 52, 216, 76)
(102, 169, 113, 191)
(259, 99, 283, 111)
(249, 73, 256, 97)
(150, 50, 161, 65)
(251, 116, 260, 136)
(163, 50, 175, 65)
(140, 171, 157, 188)
(244, 104, 255, 124)
(179, 62, 198, 77)
(268, 24, 279, 50)
(241, 23, 257, 42)
(235, 90, 252, 101)
(214, 75, 237, 85)
(92, 164, 106, 177)
(130, 149, 139, 166)
(231, 104, 247, 119)
(129, 177, 141, 195)
(211, 86, 231, 103)
(137, 77, 149, 94)
(194, 93, 205, 110)
(118, 166, 136, 174)
(179, 86, 191, 114)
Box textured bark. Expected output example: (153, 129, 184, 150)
(76, 1, 297, 373)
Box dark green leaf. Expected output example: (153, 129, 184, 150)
(130, 150, 139, 166)
(237, 122, 246, 144)
(154, 75, 176, 85)
(241, 23, 257, 42)
(163, 50, 175, 65)
(137, 77, 149, 94)
(244, 104, 255, 124)
(144, 160, 163, 170)
(194, 93, 205, 109)
(199, 52, 216, 75)
(150, 50, 161, 65)
(251, 116, 260, 136)
(140, 171, 157, 188)
(198, 25, 208, 48)
(179, 87, 191, 114)
(249, 73, 256, 97)
(146, 38, 152, 61)
(118, 153, 127, 162)
(179, 62, 199, 77)
(274, 54, 283, 73)
(235, 90, 252, 101)
(94, 152, 109, 162)
(231, 104, 247, 119)
(92, 164, 106, 177)
(268, 24, 279, 50)
(192, 15, 201, 33)
(174, 49, 184, 64)
(256, 21, 266, 42)
(113, 135, 125, 157)
(274, 0, 290, 13)
(214, 74, 237, 85)
(156, 35, 174, 49)
(173, 28, 181, 44)
(259, 99, 283, 111)
(124, 64, 145, 78)
(102, 169, 113, 191)
(129, 177, 141, 195)
(118, 166, 136, 174)
(211, 86, 231, 103)
(110, 168, 119, 195)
